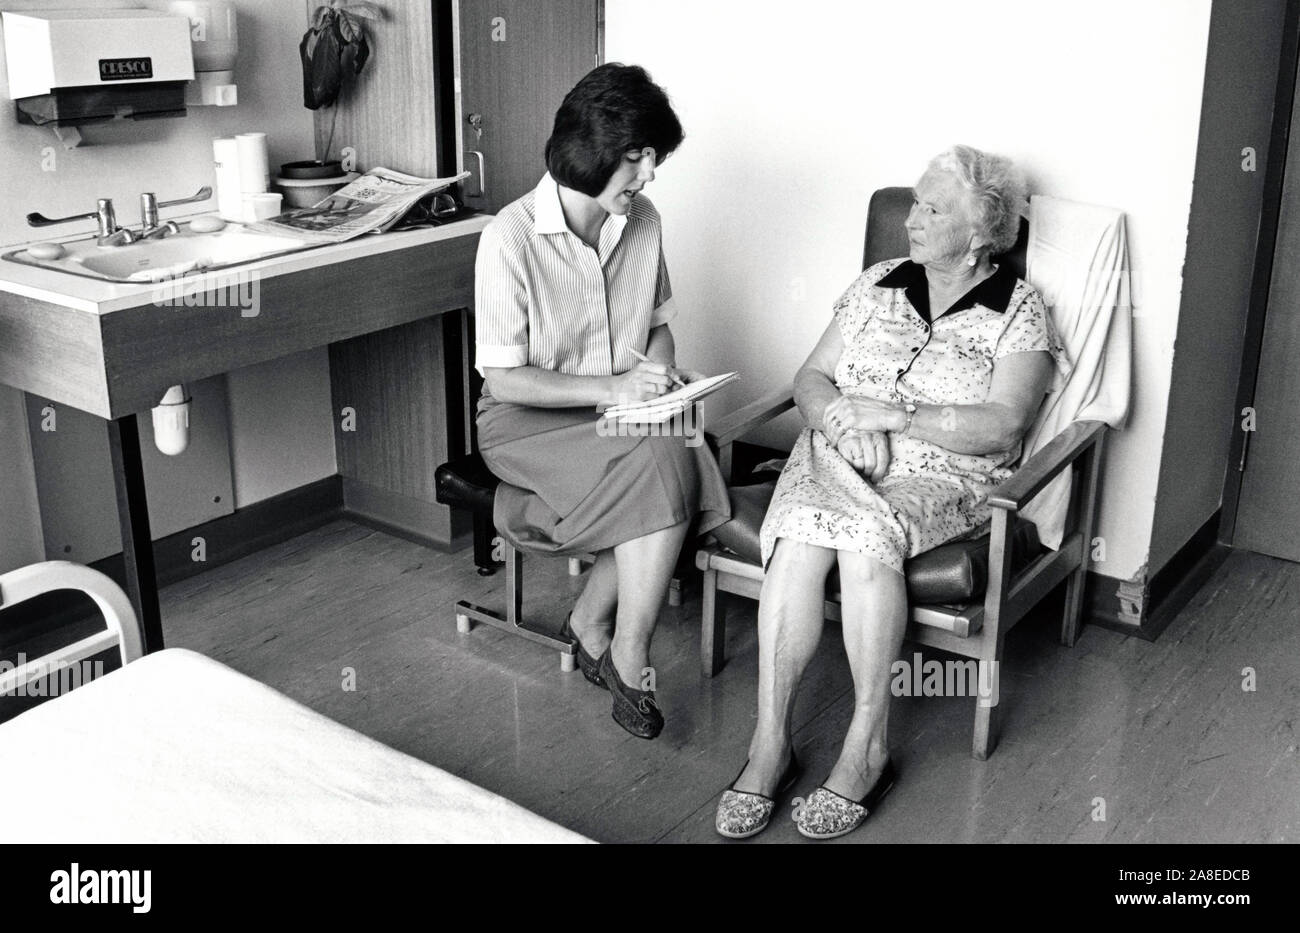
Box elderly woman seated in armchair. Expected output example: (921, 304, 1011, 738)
(715, 145, 1071, 841)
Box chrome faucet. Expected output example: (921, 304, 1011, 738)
(95, 199, 135, 246)
(137, 193, 181, 240)
(26, 186, 213, 246)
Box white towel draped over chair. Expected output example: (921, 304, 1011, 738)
(1022, 195, 1133, 550)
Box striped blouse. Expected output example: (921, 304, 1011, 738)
(473, 173, 676, 385)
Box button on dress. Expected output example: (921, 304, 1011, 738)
(759, 258, 1071, 573)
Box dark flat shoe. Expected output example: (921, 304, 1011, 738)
(715, 749, 802, 839)
(560, 613, 606, 689)
(598, 649, 663, 739)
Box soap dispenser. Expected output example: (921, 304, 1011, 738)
(169, 1, 239, 107)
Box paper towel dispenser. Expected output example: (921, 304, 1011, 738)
(2, 9, 195, 128)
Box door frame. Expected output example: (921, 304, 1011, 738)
(1221, 0, 1300, 544)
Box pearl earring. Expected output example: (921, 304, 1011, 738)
(967, 253, 977, 267)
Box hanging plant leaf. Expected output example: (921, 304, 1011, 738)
(300, 5, 372, 110)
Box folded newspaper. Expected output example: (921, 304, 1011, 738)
(252, 167, 470, 243)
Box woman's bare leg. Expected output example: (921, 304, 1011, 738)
(569, 549, 617, 656)
(825, 551, 908, 798)
(608, 519, 691, 684)
(733, 539, 836, 795)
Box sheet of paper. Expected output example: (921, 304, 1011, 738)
(603, 372, 738, 422)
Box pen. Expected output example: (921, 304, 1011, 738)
(627, 346, 686, 389)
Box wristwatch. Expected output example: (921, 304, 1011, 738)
(901, 403, 917, 435)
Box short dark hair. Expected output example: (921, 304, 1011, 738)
(545, 63, 684, 197)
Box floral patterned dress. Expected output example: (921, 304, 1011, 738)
(758, 258, 1071, 573)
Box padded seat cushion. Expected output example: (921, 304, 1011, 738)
(711, 481, 1042, 604)
(435, 452, 500, 514)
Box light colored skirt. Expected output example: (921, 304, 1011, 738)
(759, 428, 994, 573)
(477, 402, 731, 557)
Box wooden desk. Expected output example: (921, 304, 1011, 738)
(0, 217, 489, 652)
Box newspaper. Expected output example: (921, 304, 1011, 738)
(252, 167, 470, 243)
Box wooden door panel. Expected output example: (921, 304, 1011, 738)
(1235, 75, 1300, 561)
(458, 0, 601, 213)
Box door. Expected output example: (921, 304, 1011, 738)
(1235, 68, 1300, 561)
(457, 0, 602, 213)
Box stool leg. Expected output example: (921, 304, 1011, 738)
(473, 513, 497, 576)
(504, 542, 523, 625)
(453, 532, 576, 670)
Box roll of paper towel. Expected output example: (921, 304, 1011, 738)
(236, 132, 269, 195)
(213, 136, 242, 220)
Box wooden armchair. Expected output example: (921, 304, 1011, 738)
(694, 188, 1110, 760)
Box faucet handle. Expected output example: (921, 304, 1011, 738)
(140, 192, 159, 230)
(139, 186, 213, 231)
(26, 202, 105, 228)
(155, 186, 213, 209)
(96, 199, 118, 239)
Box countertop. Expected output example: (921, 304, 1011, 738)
(0, 212, 492, 314)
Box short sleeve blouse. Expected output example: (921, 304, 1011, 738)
(473, 173, 675, 388)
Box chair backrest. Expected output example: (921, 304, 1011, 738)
(862, 186, 1028, 280)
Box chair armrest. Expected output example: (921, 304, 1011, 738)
(988, 420, 1107, 512)
(706, 386, 797, 450)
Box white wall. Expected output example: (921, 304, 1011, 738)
(607, 0, 1213, 582)
(0, 0, 336, 571)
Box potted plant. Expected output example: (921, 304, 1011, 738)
(281, 1, 379, 181)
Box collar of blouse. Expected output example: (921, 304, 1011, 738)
(876, 259, 1017, 324)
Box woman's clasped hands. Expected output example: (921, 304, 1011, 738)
(822, 394, 901, 483)
(822, 394, 906, 442)
(835, 430, 890, 483)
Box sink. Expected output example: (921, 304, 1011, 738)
(2, 222, 322, 284)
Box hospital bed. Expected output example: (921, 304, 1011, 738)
(0, 561, 589, 844)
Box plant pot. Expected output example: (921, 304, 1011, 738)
(279, 159, 343, 180)
(273, 172, 358, 208)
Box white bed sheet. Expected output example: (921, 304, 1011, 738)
(0, 648, 590, 843)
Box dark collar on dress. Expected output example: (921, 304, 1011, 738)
(875, 259, 1017, 324)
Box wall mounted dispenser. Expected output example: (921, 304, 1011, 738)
(2, 9, 195, 144)
(168, 1, 239, 107)
(152, 384, 192, 456)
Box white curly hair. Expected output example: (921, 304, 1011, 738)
(927, 145, 1027, 256)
